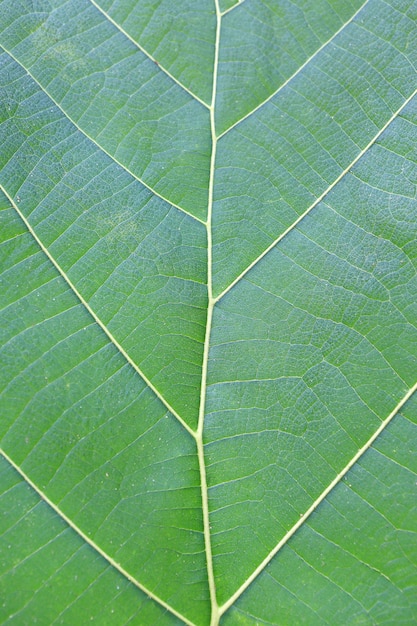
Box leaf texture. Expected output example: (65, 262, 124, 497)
(1, 1, 417, 624)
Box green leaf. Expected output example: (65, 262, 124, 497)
(1, 1, 416, 624)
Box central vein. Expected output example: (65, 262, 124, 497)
(195, 1, 222, 625)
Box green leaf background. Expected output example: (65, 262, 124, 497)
(1, 0, 417, 624)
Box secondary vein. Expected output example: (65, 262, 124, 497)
(0, 448, 197, 626)
(88, 0, 210, 110)
(1, 185, 195, 439)
(219, 378, 417, 616)
(217, 0, 370, 139)
(0, 45, 205, 227)
(215, 88, 417, 303)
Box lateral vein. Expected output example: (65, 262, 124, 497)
(219, 378, 417, 616)
(220, 0, 246, 17)
(217, 0, 370, 139)
(1, 184, 195, 438)
(216, 88, 417, 303)
(88, 0, 210, 109)
(0, 448, 196, 626)
(0, 45, 205, 226)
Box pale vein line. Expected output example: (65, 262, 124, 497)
(0, 45, 205, 226)
(0, 448, 196, 626)
(196, 3, 222, 626)
(0, 185, 195, 439)
(88, 0, 210, 109)
(219, 378, 417, 616)
(217, 0, 370, 139)
(215, 87, 417, 303)
(220, 0, 246, 17)
(306, 524, 392, 586)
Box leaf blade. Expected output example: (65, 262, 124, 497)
(1, 1, 417, 624)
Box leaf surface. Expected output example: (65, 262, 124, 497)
(1, 1, 417, 624)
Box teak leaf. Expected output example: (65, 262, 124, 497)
(1, 1, 417, 624)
